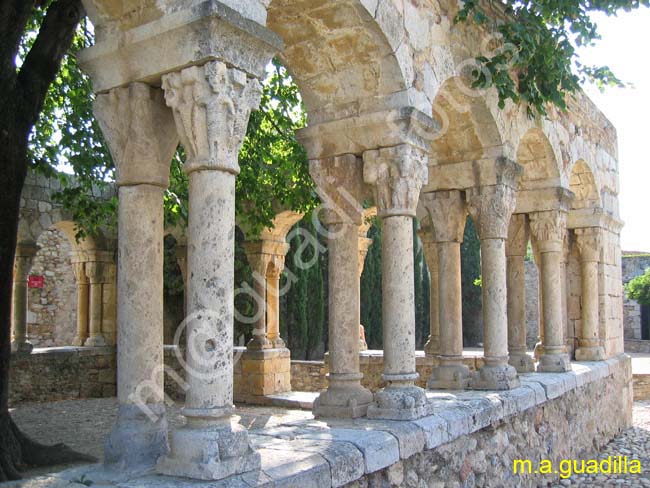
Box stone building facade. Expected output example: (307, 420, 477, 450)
(10, 0, 631, 486)
(11, 171, 118, 353)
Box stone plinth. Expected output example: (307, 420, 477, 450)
(237, 348, 291, 399)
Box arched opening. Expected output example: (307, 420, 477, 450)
(516, 128, 561, 190)
(430, 77, 503, 165)
(267, 0, 409, 122)
(569, 159, 601, 210)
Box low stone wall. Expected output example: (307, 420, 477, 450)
(634, 374, 650, 401)
(31, 355, 632, 488)
(291, 350, 487, 392)
(625, 339, 650, 353)
(8, 347, 116, 406)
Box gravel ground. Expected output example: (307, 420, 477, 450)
(550, 401, 650, 487)
(7, 399, 650, 485)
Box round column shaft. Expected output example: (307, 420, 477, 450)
(537, 247, 571, 371)
(105, 184, 167, 467)
(313, 221, 372, 418)
(11, 252, 34, 354)
(428, 241, 470, 388)
(507, 254, 535, 372)
(72, 262, 89, 347)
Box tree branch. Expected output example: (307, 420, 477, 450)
(16, 0, 84, 135)
(0, 0, 35, 90)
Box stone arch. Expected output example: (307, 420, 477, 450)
(516, 128, 562, 190)
(569, 159, 601, 210)
(266, 0, 411, 123)
(430, 76, 504, 165)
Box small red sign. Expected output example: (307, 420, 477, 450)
(28, 275, 44, 289)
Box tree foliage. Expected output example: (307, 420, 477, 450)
(625, 268, 650, 306)
(456, 0, 648, 116)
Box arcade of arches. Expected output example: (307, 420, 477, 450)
(9, 0, 633, 485)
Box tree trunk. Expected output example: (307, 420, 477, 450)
(0, 0, 96, 480)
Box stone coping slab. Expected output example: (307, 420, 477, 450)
(8, 355, 630, 488)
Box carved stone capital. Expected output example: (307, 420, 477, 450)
(94, 83, 178, 188)
(162, 61, 262, 176)
(529, 210, 567, 253)
(85, 262, 104, 284)
(466, 184, 517, 240)
(362, 145, 428, 218)
(72, 262, 88, 285)
(309, 155, 367, 225)
(243, 240, 290, 278)
(575, 228, 602, 262)
(420, 190, 467, 243)
(506, 214, 529, 257)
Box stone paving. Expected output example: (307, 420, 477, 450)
(10, 398, 313, 480)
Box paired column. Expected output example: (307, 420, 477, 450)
(240, 242, 291, 398)
(530, 210, 572, 372)
(357, 207, 376, 351)
(94, 83, 178, 469)
(11, 244, 36, 354)
(421, 190, 471, 389)
(418, 224, 439, 358)
(157, 61, 263, 479)
(310, 155, 373, 418)
(467, 183, 520, 389)
(506, 214, 535, 373)
(72, 261, 89, 346)
(363, 145, 428, 420)
(85, 261, 107, 346)
(574, 228, 606, 361)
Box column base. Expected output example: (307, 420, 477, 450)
(427, 363, 471, 390)
(246, 336, 272, 350)
(508, 353, 536, 373)
(157, 419, 260, 481)
(105, 403, 169, 470)
(423, 336, 440, 358)
(238, 348, 291, 399)
(575, 346, 606, 362)
(367, 384, 428, 420)
(471, 363, 520, 390)
(313, 376, 373, 418)
(72, 336, 87, 347)
(11, 340, 33, 354)
(537, 352, 571, 372)
(85, 335, 107, 347)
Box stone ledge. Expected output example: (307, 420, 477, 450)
(18, 355, 630, 488)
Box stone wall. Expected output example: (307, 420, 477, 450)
(27, 228, 77, 348)
(621, 254, 650, 341)
(343, 357, 632, 488)
(633, 374, 650, 401)
(8, 347, 116, 406)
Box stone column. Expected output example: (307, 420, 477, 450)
(418, 224, 439, 358)
(266, 254, 287, 348)
(363, 145, 428, 420)
(532, 240, 545, 359)
(467, 183, 520, 390)
(71, 261, 89, 346)
(84, 261, 107, 347)
(11, 245, 36, 354)
(157, 61, 262, 479)
(421, 190, 471, 389)
(357, 207, 376, 351)
(530, 210, 572, 372)
(506, 214, 535, 373)
(575, 228, 606, 361)
(310, 155, 373, 418)
(242, 247, 272, 350)
(94, 82, 178, 469)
